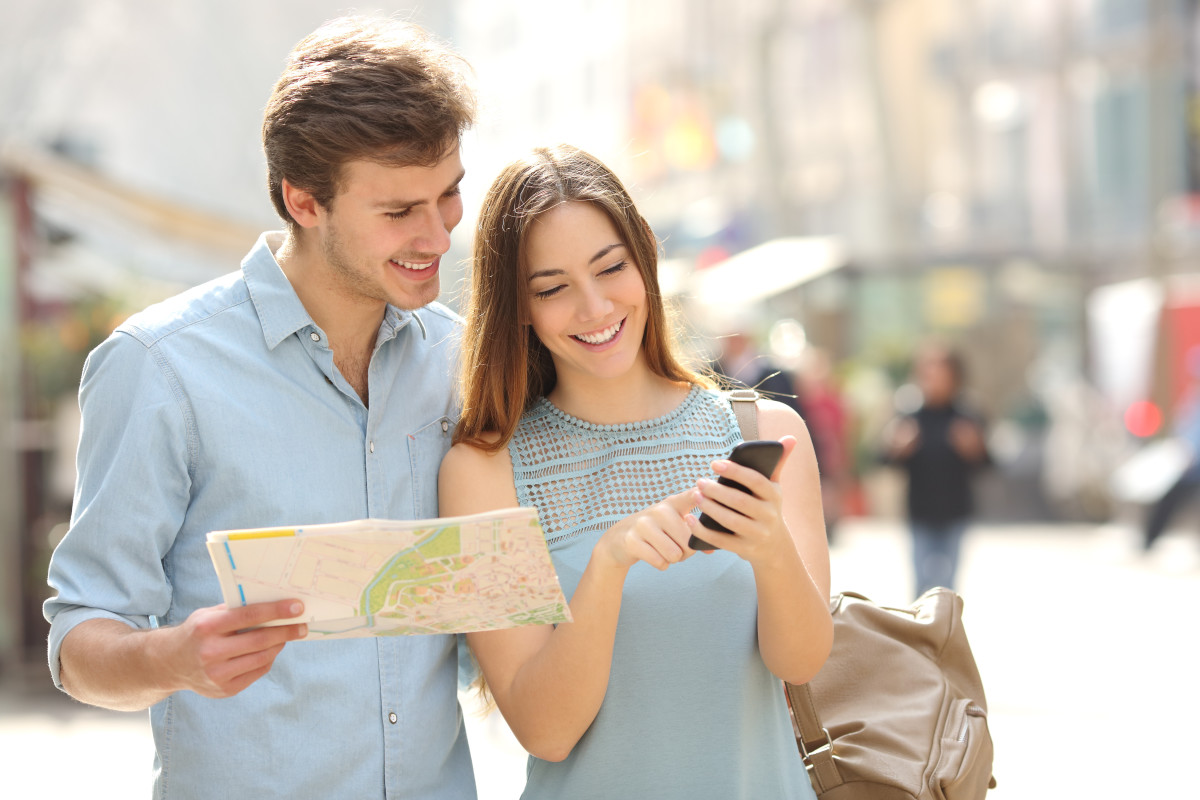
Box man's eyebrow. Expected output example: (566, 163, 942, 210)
(527, 243, 626, 282)
(372, 169, 466, 210)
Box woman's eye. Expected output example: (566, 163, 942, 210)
(600, 260, 627, 276)
(534, 286, 564, 300)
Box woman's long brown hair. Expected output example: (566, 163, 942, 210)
(454, 144, 712, 452)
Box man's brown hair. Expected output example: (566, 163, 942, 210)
(262, 16, 475, 229)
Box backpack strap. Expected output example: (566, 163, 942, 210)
(729, 388, 845, 790)
(727, 388, 759, 440)
(785, 682, 843, 792)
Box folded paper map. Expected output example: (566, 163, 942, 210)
(206, 506, 571, 639)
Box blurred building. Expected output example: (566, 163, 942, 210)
(0, 0, 460, 667)
(465, 0, 1200, 521)
(4, 0, 1200, 664)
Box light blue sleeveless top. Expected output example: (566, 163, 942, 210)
(509, 386, 814, 800)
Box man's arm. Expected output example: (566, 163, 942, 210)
(47, 333, 307, 710)
(59, 602, 308, 711)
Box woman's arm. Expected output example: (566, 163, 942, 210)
(692, 400, 833, 685)
(439, 442, 698, 762)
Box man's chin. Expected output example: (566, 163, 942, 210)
(390, 281, 441, 311)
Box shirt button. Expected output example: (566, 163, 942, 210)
(369, 441, 375, 454)
(309, 332, 320, 342)
(441, 420, 449, 433)
(388, 712, 398, 724)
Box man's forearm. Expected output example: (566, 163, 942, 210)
(58, 618, 175, 711)
(59, 600, 306, 711)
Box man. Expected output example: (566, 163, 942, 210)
(882, 343, 990, 597)
(43, 17, 477, 798)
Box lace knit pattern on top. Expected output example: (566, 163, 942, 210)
(509, 386, 743, 545)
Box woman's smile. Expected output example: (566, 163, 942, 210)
(572, 318, 626, 347)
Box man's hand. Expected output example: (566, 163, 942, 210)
(59, 599, 308, 711)
(155, 600, 309, 699)
(888, 417, 921, 459)
(949, 418, 987, 462)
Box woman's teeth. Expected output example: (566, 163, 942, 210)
(574, 320, 622, 345)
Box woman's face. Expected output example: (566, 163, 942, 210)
(522, 201, 649, 386)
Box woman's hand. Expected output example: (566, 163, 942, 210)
(592, 488, 700, 572)
(690, 436, 798, 568)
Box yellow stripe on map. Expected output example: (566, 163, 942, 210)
(227, 529, 297, 540)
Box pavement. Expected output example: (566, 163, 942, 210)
(2, 516, 1197, 798)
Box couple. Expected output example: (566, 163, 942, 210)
(44, 16, 832, 800)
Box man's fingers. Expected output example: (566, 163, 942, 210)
(205, 645, 286, 697)
(229, 622, 309, 657)
(215, 599, 305, 635)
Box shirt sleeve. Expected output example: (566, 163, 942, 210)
(43, 330, 193, 689)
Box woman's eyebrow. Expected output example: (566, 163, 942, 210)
(588, 243, 624, 265)
(528, 243, 626, 282)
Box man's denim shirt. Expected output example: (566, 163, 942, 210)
(44, 233, 475, 799)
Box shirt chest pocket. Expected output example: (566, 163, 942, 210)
(407, 415, 455, 519)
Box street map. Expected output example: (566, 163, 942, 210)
(206, 507, 571, 639)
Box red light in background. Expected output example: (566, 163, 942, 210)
(1124, 400, 1163, 437)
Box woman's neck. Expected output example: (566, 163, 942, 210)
(547, 367, 692, 426)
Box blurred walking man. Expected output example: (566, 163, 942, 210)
(43, 17, 477, 798)
(882, 344, 991, 596)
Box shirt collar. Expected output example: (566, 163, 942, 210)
(243, 232, 425, 350)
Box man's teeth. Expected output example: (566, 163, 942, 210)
(574, 320, 622, 345)
(392, 259, 433, 271)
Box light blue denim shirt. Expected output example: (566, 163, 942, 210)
(44, 233, 475, 799)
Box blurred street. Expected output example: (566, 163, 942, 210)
(3, 515, 1195, 799)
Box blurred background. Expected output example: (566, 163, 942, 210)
(2, 0, 1199, 797)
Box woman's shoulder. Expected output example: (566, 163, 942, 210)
(442, 433, 510, 476)
(439, 435, 520, 513)
(754, 396, 812, 444)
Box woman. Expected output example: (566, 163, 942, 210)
(439, 145, 832, 799)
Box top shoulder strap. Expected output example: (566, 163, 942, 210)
(727, 388, 759, 440)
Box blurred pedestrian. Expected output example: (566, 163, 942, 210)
(882, 343, 990, 597)
(711, 329, 805, 417)
(42, 17, 478, 799)
(795, 347, 852, 540)
(1143, 345, 1200, 550)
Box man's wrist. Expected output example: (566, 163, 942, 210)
(138, 624, 184, 697)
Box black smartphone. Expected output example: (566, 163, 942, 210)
(689, 439, 784, 551)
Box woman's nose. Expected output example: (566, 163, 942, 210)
(577, 283, 613, 321)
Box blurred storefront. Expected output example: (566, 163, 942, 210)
(0, 145, 261, 666)
(5, 0, 1200, 664)
(577, 0, 1200, 522)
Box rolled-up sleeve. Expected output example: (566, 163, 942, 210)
(44, 330, 193, 689)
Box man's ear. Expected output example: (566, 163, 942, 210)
(281, 179, 322, 229)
